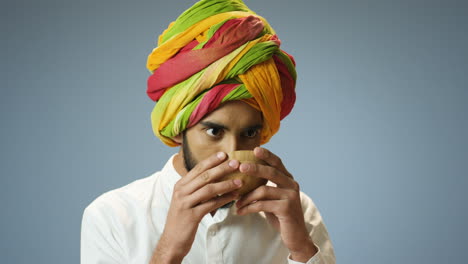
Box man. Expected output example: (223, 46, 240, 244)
(81, 0, 335, 263)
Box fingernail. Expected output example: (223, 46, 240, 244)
(254, 147, 262, 156)
(240, 163, 250, 172)
(258, 147, 267, 158)
(233, 179, 242, 186)
(228, 159, 239, 168)
(217, 152, 226, 160)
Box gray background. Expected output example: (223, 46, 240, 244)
(2, 0, 467, 263)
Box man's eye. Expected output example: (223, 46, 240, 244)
(206, 127, 222, 137)
(244, 129, 259, 138)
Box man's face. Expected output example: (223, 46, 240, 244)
(181, 101, 263, 171)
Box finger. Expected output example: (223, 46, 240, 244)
(189, 178, 243, 207)
(178, 152, 227, 185)
(239, 162, 298, 190)
(236, 200, 288, 216)
(184, 159, 240, 194)
(236, 185, 291, 208)
(253, 147, 292, 178)
(196, 191, 239, 216)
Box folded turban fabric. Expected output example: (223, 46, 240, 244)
(146, 0, 297, 147)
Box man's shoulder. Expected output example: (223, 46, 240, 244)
(299, 190, 316, 208)
(83, 171, 161, 220)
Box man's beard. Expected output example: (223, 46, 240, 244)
(181, 131, 234, 208)
(182, 131, 197, 171)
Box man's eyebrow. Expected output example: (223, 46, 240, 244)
(199, 121, 228, 130)
(199, 121, 263, 131)
(243, 124, 263, 131)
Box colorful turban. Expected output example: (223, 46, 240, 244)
(146, 0, 297, 147)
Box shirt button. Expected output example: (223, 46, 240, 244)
(209, 226, 218, 236)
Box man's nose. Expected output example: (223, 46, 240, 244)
(223, 135, 248, 153)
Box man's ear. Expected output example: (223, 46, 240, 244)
(173, 134, 183, 144)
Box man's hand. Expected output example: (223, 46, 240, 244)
(235, 147, 318, 262)
(150, 152, 242, 264)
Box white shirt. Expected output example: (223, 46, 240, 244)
(81, 155, 336, 263)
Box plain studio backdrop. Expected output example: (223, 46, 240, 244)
(2, 0, 467, 263)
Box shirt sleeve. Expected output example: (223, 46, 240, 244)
(80, 201, 126, 264)
(298, 192, 336, 264)
(286, 241, 323, 264)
